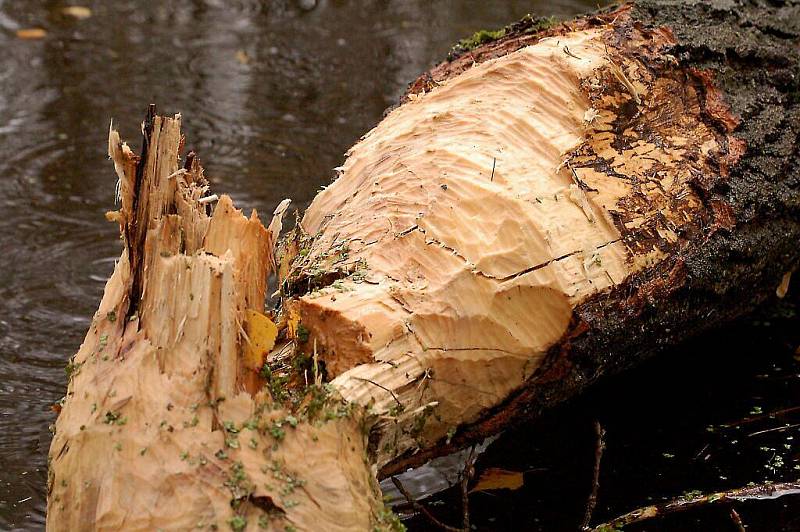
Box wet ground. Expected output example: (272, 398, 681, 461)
(0, 1, 797, 531)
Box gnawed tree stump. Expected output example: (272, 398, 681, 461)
(49, 1, 800, 529)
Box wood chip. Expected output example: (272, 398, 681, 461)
(776, 270, 792, 298)
(61, 6, 92, 19)
(16, 28, 47, 40)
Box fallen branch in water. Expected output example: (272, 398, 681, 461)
(590, 481, 800, 531)
(747, 423, 800, 438)
(721, 405, 800, 429)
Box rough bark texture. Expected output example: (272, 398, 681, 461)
(48, 1, 800, 530)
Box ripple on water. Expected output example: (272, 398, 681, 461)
(0, 204, 119, 529)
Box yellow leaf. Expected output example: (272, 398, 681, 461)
(469, 468, 524, 493)
(61, 6, 92, 19)
(16, 28, 47, 40)
(243, 310, 277, 371)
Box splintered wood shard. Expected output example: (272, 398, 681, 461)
(50, 2, 800, 529)
(49, 114, 382, 531)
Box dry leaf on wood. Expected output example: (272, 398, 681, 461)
(470, 468, 525, 493)
(16, 28, 46, 39)
(243, 309, 278, 370)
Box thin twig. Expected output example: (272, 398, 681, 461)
(729, 507, 745, 532)
(747, 422, 800, 438)
(722, 405, 800, 428)
(391, 476, 462, 532)
(581, 420, 606, 530)
(490, 157, 496, 181)
(166, 168, 187, 180)
(461, 446, 476, 531)
(591, 481, 800, 531)
(693, 443, 710, 461)
(197, 194, 218, 204)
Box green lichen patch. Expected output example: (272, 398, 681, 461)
(448, 15, 558, 59)
(456, 28, 506, 51)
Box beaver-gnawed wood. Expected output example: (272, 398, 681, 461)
(48, 2, 799, 529)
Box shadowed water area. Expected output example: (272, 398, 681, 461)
(0, 1, 798, 531)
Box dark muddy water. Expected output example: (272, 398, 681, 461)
(0, 1, 798, 531)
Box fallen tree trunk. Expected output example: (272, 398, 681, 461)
(48, 1, 800, 530)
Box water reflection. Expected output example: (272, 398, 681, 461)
(0, 0, 596, 528)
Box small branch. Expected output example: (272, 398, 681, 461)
(747, 422, 800, 438)
(729, 507, 745, 532)
(591, 481, 800, 531)
(461, 446, 476, 531)
(581, 420, 606, 530)
(391, 477, 462, 532)
(722, 405, 800, 428)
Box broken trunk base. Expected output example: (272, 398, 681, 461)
(48, 113, 389, 532)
